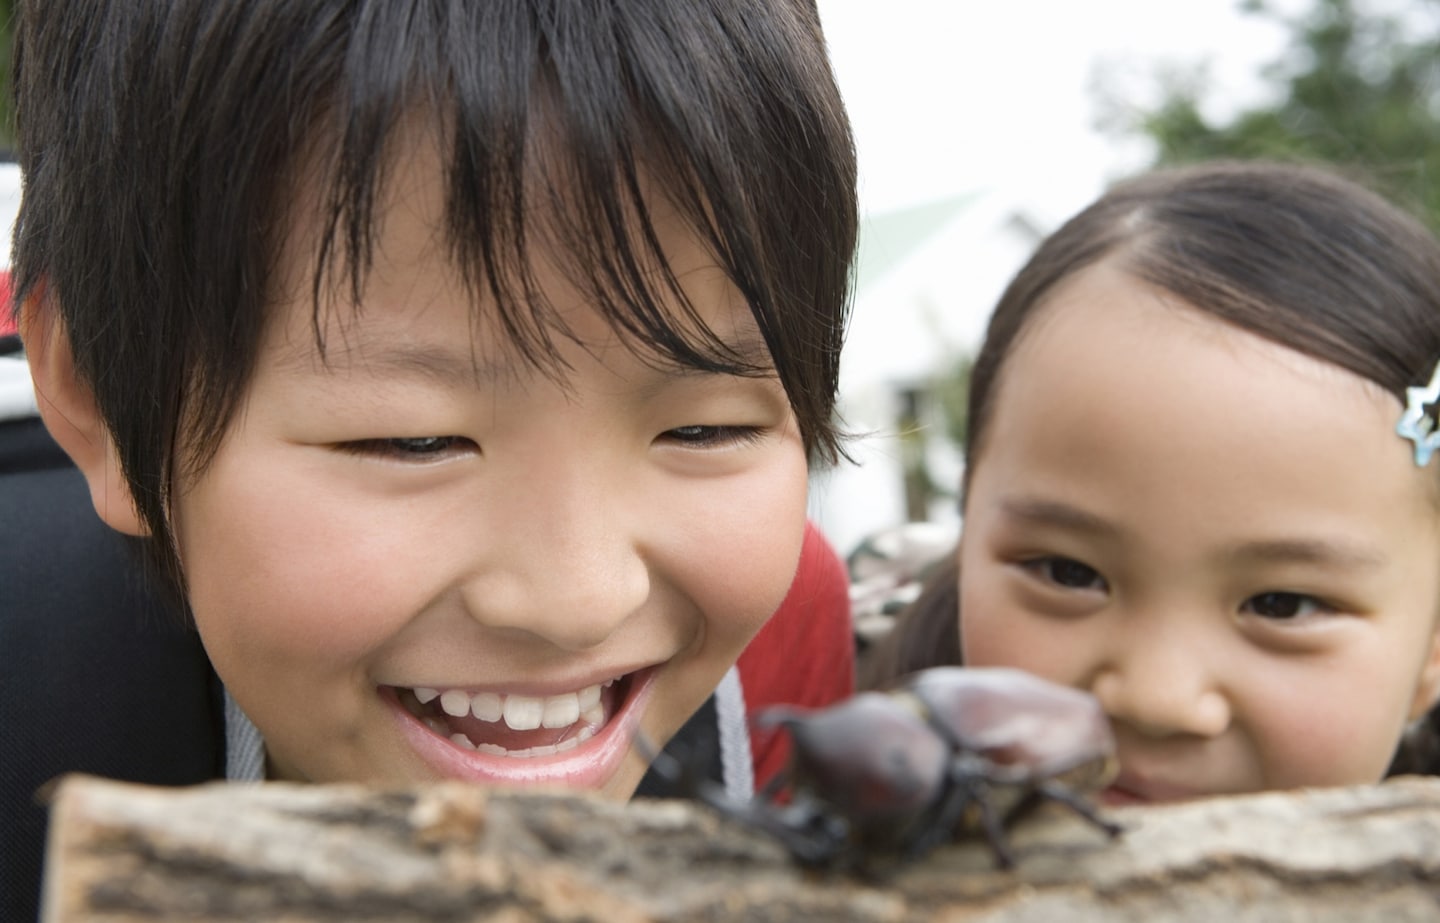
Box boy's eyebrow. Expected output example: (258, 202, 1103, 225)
(362, 343, 507, 386)
(285, 342, 512, 388)
(288, 329, 777, 387)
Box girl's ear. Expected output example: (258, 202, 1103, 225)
(20, 286, 149, 536)
(1409, 625, 1440, 722)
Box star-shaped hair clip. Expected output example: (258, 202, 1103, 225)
(1397, 361, 1440, 467)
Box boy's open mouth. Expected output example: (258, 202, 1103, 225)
(392, 676, 628, 758)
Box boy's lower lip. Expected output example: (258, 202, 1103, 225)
(385, 667, 660, 788)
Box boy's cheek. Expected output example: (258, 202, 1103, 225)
(711, 478, 809, 584)
(188, 562, 399, 667)
(175, 491, 413, 660)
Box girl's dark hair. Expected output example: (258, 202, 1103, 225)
(966, 160, 1440, 496)
(855, 550, 958, 691)
(11, 0, 857, 596)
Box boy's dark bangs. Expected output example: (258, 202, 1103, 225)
(311, 1, 785, 382)
(266, 0, 853, 468)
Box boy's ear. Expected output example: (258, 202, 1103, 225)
(1409, 625, 1440, 722)
(20, 286, 149, 536)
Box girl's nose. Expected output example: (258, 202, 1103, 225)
(458, 469, 651, 651)
(1088, 633, 1231, 739)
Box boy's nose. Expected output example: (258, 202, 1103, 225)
(457, 472, 651, 651)
(1088, 629, 1231, 739)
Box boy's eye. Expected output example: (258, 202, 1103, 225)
(1025, 556, 1107, 592)
(1243, 591, 1324, 621)
(661, 424, 764, 448)
(340, 436, 475, 459)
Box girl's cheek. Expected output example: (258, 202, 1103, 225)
(1253, 679, 1403, 788)
(958, 563, 1019, 659)
(960, 589, 1085, 686)
(959, 592, 1029, 668)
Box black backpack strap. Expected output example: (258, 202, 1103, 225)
(0, 417, 224, 923)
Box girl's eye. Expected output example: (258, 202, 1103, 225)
(661, 425, 765, 448)
(340, 436, 475, 460)
(1243, 591, 1325, 621)
(1025, 556, 1107, 592)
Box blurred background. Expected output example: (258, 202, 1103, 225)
(810, 0, 1440, 559)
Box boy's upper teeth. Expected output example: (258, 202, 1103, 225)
(415, 681, 610, 731)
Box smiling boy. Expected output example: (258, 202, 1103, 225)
(2, 0, 857, 917)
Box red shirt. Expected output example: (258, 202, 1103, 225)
(737, 521, 855, 790)
(0, 272, 15, 338)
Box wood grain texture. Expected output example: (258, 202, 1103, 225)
(42, 774, 1440, 922)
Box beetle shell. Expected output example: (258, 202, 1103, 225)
(900, 666, 1117, 790)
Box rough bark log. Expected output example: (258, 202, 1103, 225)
(41, 773, 1440, 922)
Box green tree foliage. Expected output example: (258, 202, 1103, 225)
(1134, 0, 1440, 227)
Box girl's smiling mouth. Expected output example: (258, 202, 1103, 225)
(1100, 769, 1207, 806)
(383, 667, 659, 787)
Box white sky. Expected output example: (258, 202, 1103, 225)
(817, 0, 1295, 225)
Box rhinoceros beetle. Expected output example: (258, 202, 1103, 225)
(651, 666, 1123, 872)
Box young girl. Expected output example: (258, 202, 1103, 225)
(865, 160, 1440, 803)
(2, 1, 856, 918)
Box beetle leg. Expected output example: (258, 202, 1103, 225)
(636, 731, 856, 868)
(930, 776, 1016, 868)
(748, 793, 854, 868)
(968, 781, 1018, 869)
(948, 756, 1020, 868)
(697, 782, 854, 867)
(907, 766, 1018, 869)
(1031, 780, 1126, 838)
(899, 782, 971, 863)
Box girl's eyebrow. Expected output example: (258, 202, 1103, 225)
(999, 497, 1386, 570)
(999, 497, 1119, 539)
(1224, 539, 1387, 570)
